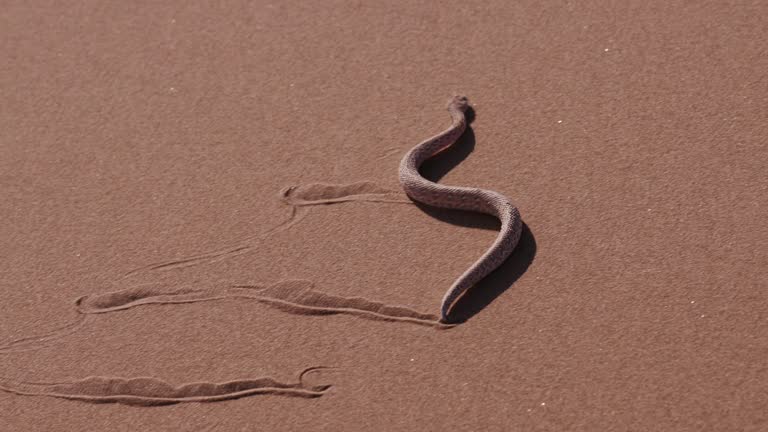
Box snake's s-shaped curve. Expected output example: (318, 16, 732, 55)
(399, 96, 522, 323)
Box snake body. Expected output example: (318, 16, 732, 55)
(398, 96, 522, 323)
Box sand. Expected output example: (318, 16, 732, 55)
(1, 1, 766, 430)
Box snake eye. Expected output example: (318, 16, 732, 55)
(450, 95, 470, 111)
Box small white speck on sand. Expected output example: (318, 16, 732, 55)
(604, 48, 610, 52)
(541, 402, 546, 406)
(691, 301, 695, 304)
(409, 358, 414, 361)
(169, 87, 177, 92)
(557, 120, 562, 124)
(700, 314, 706, 318)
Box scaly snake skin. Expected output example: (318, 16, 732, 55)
(399, 96, 522, 323)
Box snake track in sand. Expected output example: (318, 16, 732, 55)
(399, 96, 522, 323)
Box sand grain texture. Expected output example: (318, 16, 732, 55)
(1, 1, 767, 431)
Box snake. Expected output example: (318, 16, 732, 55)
(398, 95, 522, 323)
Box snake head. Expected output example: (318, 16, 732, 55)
(449, 95, 470, 112)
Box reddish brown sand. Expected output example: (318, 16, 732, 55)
(1, 1, 766, 430)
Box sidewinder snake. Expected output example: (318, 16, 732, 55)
(399, 96, 522, 323)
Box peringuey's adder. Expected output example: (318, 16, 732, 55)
(398, 96, 522, 323)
